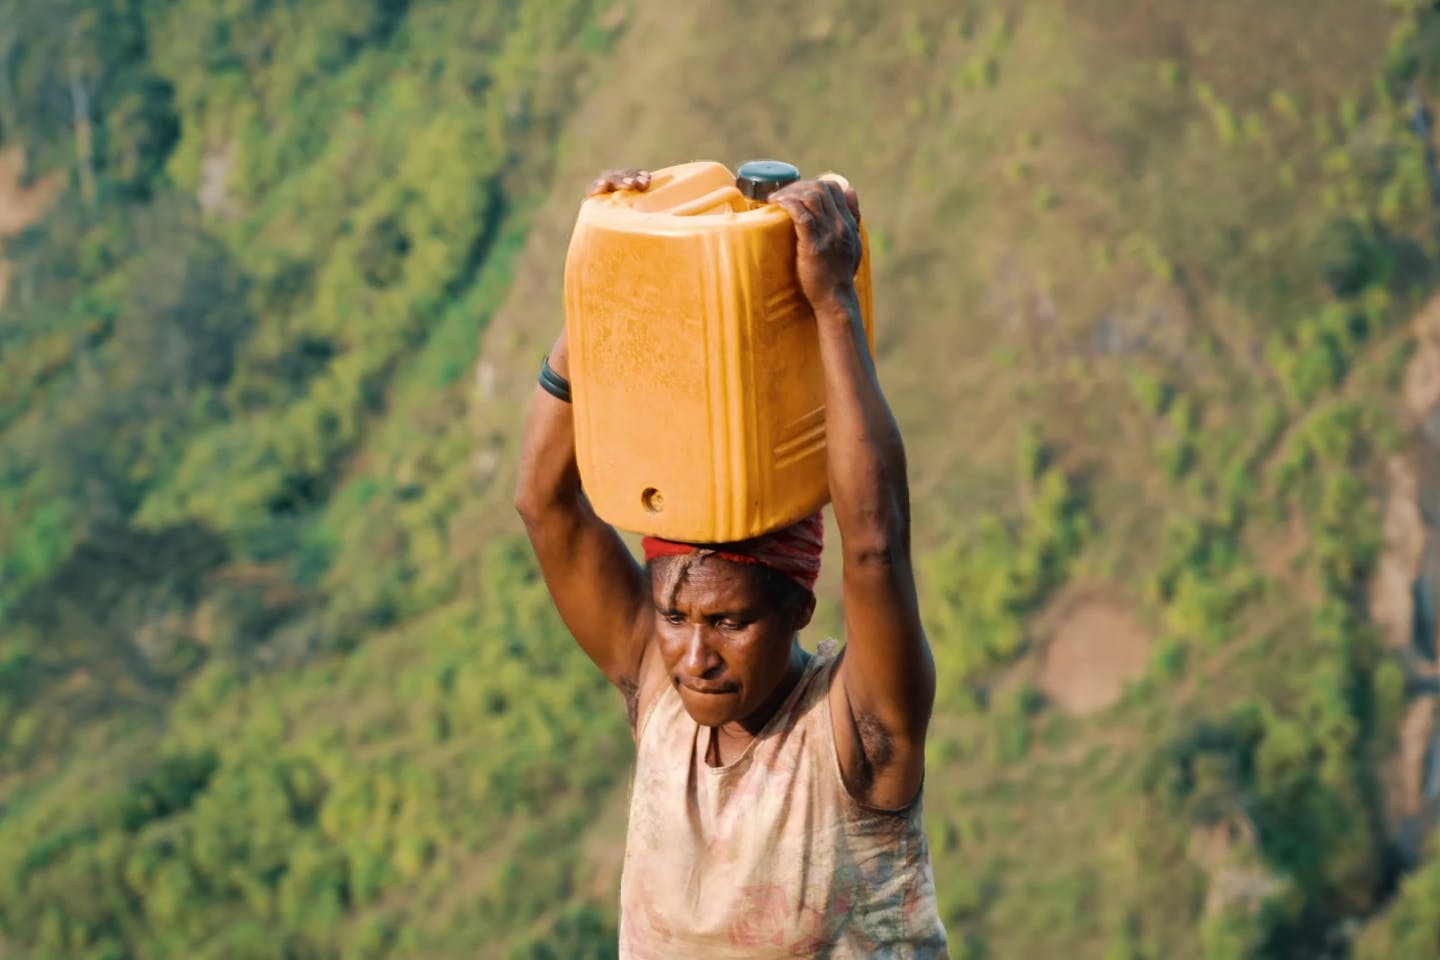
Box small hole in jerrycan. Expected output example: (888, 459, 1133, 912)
(641, 487, 664, 513)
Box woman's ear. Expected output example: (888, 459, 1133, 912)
(794, 592, 817, 632)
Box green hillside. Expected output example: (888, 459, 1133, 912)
(3, 0, 1440, 957)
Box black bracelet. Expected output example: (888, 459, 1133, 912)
(539, 354, 573, 404)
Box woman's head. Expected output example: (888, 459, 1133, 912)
(642, 513, 824, 728)
(648, 552, 816, 728)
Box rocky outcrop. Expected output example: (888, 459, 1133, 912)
(1190, 813, 1302, 955)
(1373, 293, 1440, 866)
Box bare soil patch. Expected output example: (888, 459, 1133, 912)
(1370, 456, 1426, 654)
(0, 147, 64, 236)
(1403, 292, 1440, 420)
(1037, 594, 1151, 715)
(0, 146, 65, 308)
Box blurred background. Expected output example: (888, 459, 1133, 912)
(2, 0, 1440, 957)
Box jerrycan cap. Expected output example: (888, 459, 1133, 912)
(736, 160, 801, 201)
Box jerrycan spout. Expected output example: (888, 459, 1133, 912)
(735, 160, 801, 203)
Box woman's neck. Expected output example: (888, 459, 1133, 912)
(701, 639, 812, 767)
(725, 638, 811, 740)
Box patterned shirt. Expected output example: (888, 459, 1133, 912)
(619, 639, 950, 958)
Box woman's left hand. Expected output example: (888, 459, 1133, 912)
(769, 175, 864, 318)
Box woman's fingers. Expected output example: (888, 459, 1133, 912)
(813, 180, 846, 234)
(586, 168, 651, 196)
(820, 179, 859, 236)
(773, 197, 817, 252)
(775, 181, 851, 253)
(772, 179, 863, 312)
(819, 171, 861, 224)
(771, 186, 819, 238)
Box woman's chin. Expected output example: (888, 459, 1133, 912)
(678, 689, 740, 727)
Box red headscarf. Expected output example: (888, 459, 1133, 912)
(641, 512, 824, 593)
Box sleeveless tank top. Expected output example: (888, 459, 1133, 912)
(619, 639, 950, 958)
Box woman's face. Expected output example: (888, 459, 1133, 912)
(651, 556, 814, 729)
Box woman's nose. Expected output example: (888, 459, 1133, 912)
(680, 627, 719, 676)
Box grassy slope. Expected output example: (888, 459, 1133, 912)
(2, 0, 1437, 957)
(0, 4, 636, 958)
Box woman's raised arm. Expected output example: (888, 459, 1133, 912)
(513, 170, 657, 721)
(771, 177, 936, 810)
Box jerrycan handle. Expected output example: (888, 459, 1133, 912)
(736, 159, 801, 201)
(667, 184, 746, 216)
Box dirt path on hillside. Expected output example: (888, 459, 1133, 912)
(1370, 292, 1440, 865)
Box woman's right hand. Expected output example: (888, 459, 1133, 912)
(586, 168, 651, 196)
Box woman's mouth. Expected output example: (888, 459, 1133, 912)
(678, 678, 738, 695)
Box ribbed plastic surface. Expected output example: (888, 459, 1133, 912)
(563, 160, 874, 542)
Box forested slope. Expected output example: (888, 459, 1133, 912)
(3, 0, 1440, 957)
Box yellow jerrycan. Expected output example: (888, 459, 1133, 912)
(563, 159, 874, 542)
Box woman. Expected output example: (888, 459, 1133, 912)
(515, 168, 948, 957)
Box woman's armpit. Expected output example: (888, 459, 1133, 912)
(630, 633, 668, 743)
